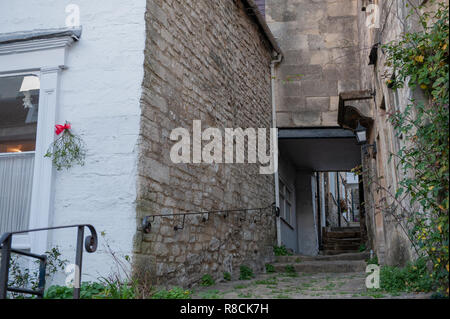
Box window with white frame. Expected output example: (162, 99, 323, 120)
(0, 27, 78, 252)
(0, 73, 40, 234)
(279, 178, 293, 226)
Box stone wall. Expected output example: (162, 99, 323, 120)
(356, 0, 430, 266)
(265, 0, 361, 127)
(134, 0, 277, 287)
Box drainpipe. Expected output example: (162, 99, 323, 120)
(271, 52, 283, 246)
(337, 172, 341, 228)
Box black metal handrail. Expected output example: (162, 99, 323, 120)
(142, 203, 279, 233)
(0, 224, 97, 299)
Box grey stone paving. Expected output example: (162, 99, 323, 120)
(191, 272, 432, 299)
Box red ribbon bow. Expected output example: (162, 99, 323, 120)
(55, 123, 71, 135)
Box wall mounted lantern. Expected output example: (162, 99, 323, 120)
(354, 121, 377, 157)
(355, 122, 367, 145)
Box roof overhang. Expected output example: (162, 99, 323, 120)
(278, 128, 361, 171)
(241, 0, 283, 57)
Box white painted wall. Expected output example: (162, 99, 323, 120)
(0, 0, 146, 282)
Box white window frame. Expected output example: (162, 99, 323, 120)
(279, 177, 294, 228)
(0, 35, 75, 253)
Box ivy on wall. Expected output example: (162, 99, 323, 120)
(383, 0, 449, 294)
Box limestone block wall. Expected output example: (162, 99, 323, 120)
(265, 0, 361, 127)
(356, 0, 429, 266)
(134, 0, 277, 287)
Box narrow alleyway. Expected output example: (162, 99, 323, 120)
(191, 252, 432, 299)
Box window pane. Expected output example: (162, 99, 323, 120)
(0, 74, 39, 233)
(286, 202, 291, 224)
(0, 153, 35, 233)
(286, 188, 291, 203)
(0, 74, 39, 153)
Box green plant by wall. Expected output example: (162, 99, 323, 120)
(239, 266, 254, 280)
(44, 282, 107, 299)
(200, 274, 215, 286)
(8, 246, 68, 299)
(151, 287, 192, 299)
(223, 272, 231, 281)
(273, 245, 293, 256)
(366, 255, 379, 266)
(284, 265, 298, 277)
(359, 243, 367, 252)
(382, 0, 449, 295)
(265, 263, 275, 273)
(380, 258, 433, 293)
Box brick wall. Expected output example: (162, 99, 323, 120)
(133, 0, 277, 287)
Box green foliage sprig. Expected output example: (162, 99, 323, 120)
(382, 0, 449, 294)
(273, 245, 293, 256)
(8, 247, 69, 299)
(239, 265, 254, 280)
(200, 274, 215, 286)
(380, 258, 434, 293)
(45, 122, 86, 171)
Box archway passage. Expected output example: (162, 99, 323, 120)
(277, 128, 365, 256)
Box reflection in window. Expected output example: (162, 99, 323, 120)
(0, 74, 39, 233)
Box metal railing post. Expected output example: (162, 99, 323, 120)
(0, 234, 12, 299)
(0, 224, 97, 300)
(74, 226, 84, 299)
(37, 255, 47, 299)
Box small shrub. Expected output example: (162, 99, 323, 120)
(223, 272, 231, 281)
(44, 281, 136, 299)
(265, 263, 275, 273)
(99, 278, 137, 299)
(200, 274, 215, 286)
(151, 287, 192, 299)
(380, 258, 433, 293)
(273, 245, 293, 256)
(44, 285, 74, 299)
(359, 244, 366, 252)
(9, 246, 68, 299)
(366, 255, 379, 265)
(284, 265, 298, 277)
(239, 266, 254, 280)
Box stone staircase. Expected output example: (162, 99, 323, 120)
(274, 252, 369, 273)
(321, 226, 362, 255)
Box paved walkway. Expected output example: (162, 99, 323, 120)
(191, 272, 432, 299)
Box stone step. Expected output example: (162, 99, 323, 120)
(276, 252, 369, 263)
(323, 238, 361, 245)
(330, 226, 360, 232)
(321, 249, 361, 255)
(323, 243, 361, 250)
(324, 231, 361, 239)
(274, 260, 366, 273)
